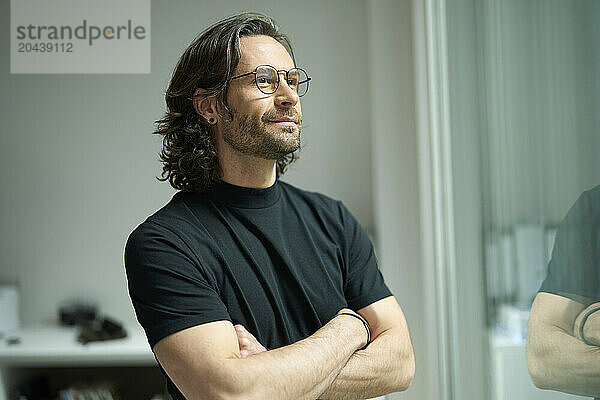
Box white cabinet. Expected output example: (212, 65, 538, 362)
(0, 323, 165, 399)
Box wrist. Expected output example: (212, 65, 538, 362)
(336, 309, 371, 350)
(581, 307, 600, 346)
(577, 305, 600, 346)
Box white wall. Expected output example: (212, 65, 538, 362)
(368, 1, 428, 399)
(0, 0, 375, 326)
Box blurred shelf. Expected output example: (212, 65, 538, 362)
(490, 327, 526, 348)
(0, 323, 155, 367)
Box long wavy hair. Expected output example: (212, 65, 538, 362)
(154, 13, 299, 192)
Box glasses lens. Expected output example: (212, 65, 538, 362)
(290, 68, 309, 97)
(255, 66, 278, 94)
(286, 70, 300, 91)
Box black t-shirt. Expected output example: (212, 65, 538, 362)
(539, 185, 600, 306)
(124, 180, 392, 399)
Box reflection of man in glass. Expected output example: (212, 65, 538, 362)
(527, 185, 600, 398)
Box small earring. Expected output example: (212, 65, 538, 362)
(209, 117, 215, 124)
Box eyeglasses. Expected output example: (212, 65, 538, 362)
(231, 65, 311, 97)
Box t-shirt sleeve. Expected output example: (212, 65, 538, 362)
(124, 219, 231, 349)
(539, 189, 600, 306)
(338, 202, 393, 310)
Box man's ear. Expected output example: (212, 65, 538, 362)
(193, 88, 218, 124)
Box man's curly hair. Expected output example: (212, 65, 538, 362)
(154, 13, 299, 192)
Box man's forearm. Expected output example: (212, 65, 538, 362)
(220, 312, 367, 400)
(527, 326, 600, 397)
(319, 328, 415, 400)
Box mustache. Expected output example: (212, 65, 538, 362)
(261, 109, 302, 125)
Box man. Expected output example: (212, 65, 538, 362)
(125, 13, 415, 400)
(527, 185, 600, 398)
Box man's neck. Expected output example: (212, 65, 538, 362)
(217, 142, 277, 189)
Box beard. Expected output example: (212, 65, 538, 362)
(220, 107, 301, 160)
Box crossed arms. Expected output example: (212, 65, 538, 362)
(526, 292, 600, 397)
(153, 295, 415, 400)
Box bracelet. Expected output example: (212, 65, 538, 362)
(338, 312, 371, 350)
(579, 306, 600, 346)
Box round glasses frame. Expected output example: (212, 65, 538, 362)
(230, 65, 311, 97)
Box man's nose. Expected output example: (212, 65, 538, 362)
(274, 77, 299, 108)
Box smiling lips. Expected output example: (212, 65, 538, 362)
(268, 116, 298, 127)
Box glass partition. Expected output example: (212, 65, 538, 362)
(446, 0, 599, 398)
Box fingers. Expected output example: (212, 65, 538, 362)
(234, 324, 255, 342)
(233, 324, 267, 358)
(235, 325, 258, 341)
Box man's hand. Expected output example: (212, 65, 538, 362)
(574, 302, 600, 346)
(234, 324, 267, 358)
